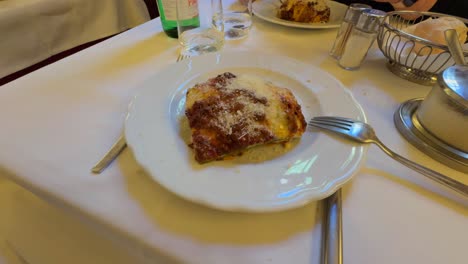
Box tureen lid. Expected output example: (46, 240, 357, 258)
(438, 65, 468, 108)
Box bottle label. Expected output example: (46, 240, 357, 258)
(162, 0, 198, 21)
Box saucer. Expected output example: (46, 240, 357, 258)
(394, 98, 468, 173)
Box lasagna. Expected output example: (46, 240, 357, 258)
(185, 72, 306, 163)
(278, 0, 331, 23)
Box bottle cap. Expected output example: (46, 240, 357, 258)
(344, 3, 372, 24)
(355, 9, 386, 33)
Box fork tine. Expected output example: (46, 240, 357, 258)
(308, 120, 351, 134)
(309, 119, 351, 130)
(313, 116, 355, 124)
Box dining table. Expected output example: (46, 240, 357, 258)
(0, 1, 467, 263)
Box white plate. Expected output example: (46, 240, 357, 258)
(125, 52, 367, 212)
(252, 0, 348, 29)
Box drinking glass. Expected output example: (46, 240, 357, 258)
(214, 0, 253, 39)
(177, 0, 224, 56)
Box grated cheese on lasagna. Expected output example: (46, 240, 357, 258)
(185, 72, 306, 163)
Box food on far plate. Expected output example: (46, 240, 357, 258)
(277, 0, 331, 23)
(403, 16, 468, 56)
(239, 0, 256, 4)
(185, 72, 306, 163)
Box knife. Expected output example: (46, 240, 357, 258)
(321, 189, 343, 264)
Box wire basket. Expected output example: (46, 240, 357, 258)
(377, 11, 468, 86)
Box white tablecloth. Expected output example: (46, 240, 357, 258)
(0, 1, 467, 263)
(0, 177, 155, 264)
(0, 0, 150, 78)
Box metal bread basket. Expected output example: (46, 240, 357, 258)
(377, 11, 468, 86)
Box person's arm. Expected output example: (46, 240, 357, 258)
(374, 0, 438, 19)
(374, 0, 438, 12)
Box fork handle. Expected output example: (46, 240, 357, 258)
(374, 140, 468, 197)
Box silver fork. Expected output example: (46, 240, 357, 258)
(309, 116, 468, 197)
(91, 53, 191, 173)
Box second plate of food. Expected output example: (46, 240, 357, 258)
(252, 0, 348, 29)
(125, 51, 367, 212)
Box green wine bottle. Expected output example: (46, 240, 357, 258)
(156, 0, 200, 38)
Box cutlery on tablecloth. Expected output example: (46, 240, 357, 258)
(91, 54, 191, 174)
(444, 29, 467, 66)
(321, 190, 343, 264)
(309, 116, 468, 197)
(91, 134, 127, 173)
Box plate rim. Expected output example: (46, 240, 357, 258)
(124, 51, 368, 212)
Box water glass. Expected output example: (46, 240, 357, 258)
(214, 0, 253, 39)
(177, 0, 224, 56)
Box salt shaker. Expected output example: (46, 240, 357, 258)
(338, 9, 386, 70)
(329, 3, 371, 60)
